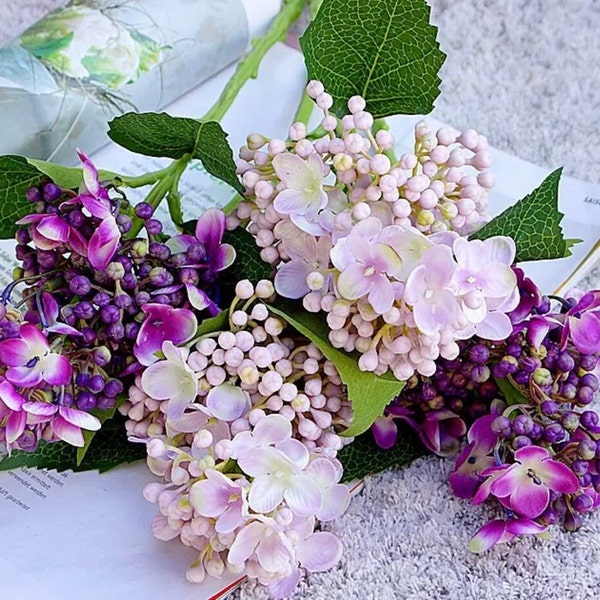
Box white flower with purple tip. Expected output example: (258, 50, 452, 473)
(331, 217, 403, 314)
(0, 324, 71, 388)
(141, 341, 198, 420)
(0, 379, 28, 447)
(272, 153, 328, 232)
(468, 517, 548, 553)
(134, 303, 198, 366)
(189, 469, 248, 533)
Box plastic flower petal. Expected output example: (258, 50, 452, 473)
(134, 304, 198, 366)
(468, 518, 547, 553)
(88, 215, 120, 270)
(296, 531, 343, 571)
(561, 290, 600, 354)
(205, 383, 250, 422)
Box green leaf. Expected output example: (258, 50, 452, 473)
(0, 155, 45, 239)
(197, 310, 230, 337)
(221, 227, 274, 285)
(494, 376, 528, 407)
(0, 414, 146, 474)
(107, 113, 244, 194)
(337, 426, 426, 482)
(470, 168, 578, 262)
(267, 301, 405, 437)
(26, 158, 117, 190)
(76, 405, 119, 466)
(300, 0, 446, 118)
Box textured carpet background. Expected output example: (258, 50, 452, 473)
(2, 1, 600, 599)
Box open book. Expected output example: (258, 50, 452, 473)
(1, 41, 600, 600)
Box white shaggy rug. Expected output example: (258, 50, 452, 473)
(2, 2, 600, 599)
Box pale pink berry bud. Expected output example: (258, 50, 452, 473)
(341, 114, 355, 131)
(365, 185, 382, 202)
(235, 331, 254, 351)
(477, 171, 495, 189)
(328, 137, 345, 154)
(266, 395, 283, 411)
(303, 358, 319, 375)
(322, 115, 338, 132)
(303, 292, 323, 313)
(247, 133, 267, 151)
(171, 466, 190, 485)
(274, 357, 293, 377)
(289, 122, 307, 141)
(310, 393, 327, 409)
(275, 507, 294, 527)
(428, 145, 450, 165)
(375, 129, 394, 150)
(248, 408, 266, 426)
(231, 310, 248, 327)
(399, 153, 418, 170)
(344, 133, 364, 154)
(379, 174, 397, 193)
(311, 408, 332, 429)
(348, 95, 366, 114)
(206, 365, 226, 386)
(197, 338, 217, 356)
(186, 565, 206, 583)
(146, 438, 166, 459)
(279, 405, 296, 420)
(294, 140, 313, 158)
(280, 382, 298, 402)
(235, 279, 254, 300)
(264, 316, 283, 336)
(218, 331, 236, 350)
(254, 151, 269, 166)
(250, 304, 269, 321)
(407, 174, 430, 193)
(353, 110, 373, 131)
(352, 201, 371, 220)
(440, 202, 458, 219)
(306, 80, 325, 98)
(333, 152, 354, 171)
(249, 346, 273, 368)
(260, 247, 280, 264)
(416, 209, 435, 226)
(458, 129, 479, 150)
(358, 349, 378, 371)
(298, 416, 322, 440)
(206, 557, 224, 578)
(418, 188, 438, 209)
(392, 198, 412, 218)
(214, 439, 233, 460)
(370, 154, 391, 175)
(326, 396, 342, 413)
(193, 429, 213, 449)
(329, 328, 349, 347)
(471, 150, 491, 170)
(356, 158, 371, 175)
(457, 197, 476, 216)
(259, 370, 283, 394)
(306, 271, 326, 291)
(292, 393, 311, 412)
(238, 364, 259, 385)
(429, 180, 445, 197)
(316, 92, 333, 110)
(417, 359, 436, 377)
(212, 349, 225, 366)
(447, 149, 465, 168)
(255, 180, 274, 200)
(304, 378, 323, 396)
(268, 138, 287, 155)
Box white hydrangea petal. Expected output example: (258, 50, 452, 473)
(297, 532, 343, 572)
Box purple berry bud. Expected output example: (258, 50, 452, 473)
(121, 273, 137, 290)
(149, 267, 173, 286)
(563, 510, 583, 532)
(186, 243, 206, 263)
(506, 343, 522, 358)
(116, 214, 132, 234)
(116, 256, 133, 272)
(543, 423, 566, 443)
(145, 218, 163, 235)
(572, 459, 589, 477)
(478, 380, 498, 401)
(67, 209, 86, 228)
(69, 275, 92, 296)
(134, 202, 154, 220)
(451, 373, 467, 389)
(104, 379, 124, 398)
(578, 438, 597, 460)
(138, 264, 152, 278)
(512, 370, 531, 386)
(81, 327, 97, 345)
(43, 183, 62, 202)
(75, 373, 90, 388)
(580, 373, 598, 391)
(170, 253, 188, 267)
(492, 416, 511, 434)
(26, 187, 42, 203)
(100, 304, 120, 324)
(572, 493, 594, 513)
(580, 355, 598, 372)
(560, 383, 577, 400)
(15, 229, 31, 245)
(520, 356, 540, 374)
(581, 410, 599, 430)
(88, 375, 105, 393)
(149, 242, 171, 261)
(92, 292, 111, 307)
(533, 367, 552, 387)
(576, 386, 594, 406)
(556, 352, 575, 373)
(125, 322, 140, 339)
(512, 435, 532, 450)
(76, 391, 96, 411)
(468, 343, 490, 364)
(179, 268, 199, 286)
(561, 411, 579, 432)
(471, 365, 491, 383)
(107, 322, 125, 340)
(37, 250, 58, 269)
(114, 294, 132, 309)
(93, 346, 111, 366)
(97, 395, 116, 411)
(74, 301, 95, 320)
(529, 422, 543, 440)
(539, 506, 559, 525)
(513, 414, 534, 435)
(152, 294, 170, 305)
(135, 291, 151, 306)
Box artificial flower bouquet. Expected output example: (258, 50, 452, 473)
(0, 0, 598, 597)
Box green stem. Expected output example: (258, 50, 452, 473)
(373, 118, 398, 163)
(293, 91, 315, 126)
(200, 0, 305, 123)
(126, 155, 191, 238)
(115, 164, 175, 189)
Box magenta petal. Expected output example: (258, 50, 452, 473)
(42, 354, 72, 385)
(52, 415, 84, 446)
(80, 195, 111, 219)
(468, 414, 499, 453)
(59, 406, 101, 431)
(195, 208, 225, 253)
(509, 480, 550, 518)
(371, 416, 397, 449)
(468, 519, 507, 553)
(536, 459, 579, 494)
(569, 312, 600, 354)
(78, 150, 101, 197)
(0, 381, 25, 410)
(41, 292, 59, 322)
(215, 243, 236, 271)
(6, 410, 26, 444)
(22, 402, 57, 417)
(37, 216, 69, 242)
(6, 366, 42, 388)
(88, 217, 120, 270)
(506, 518, 547, 536)
(0, 339, 31, 366)
(167, 234, 196, 254)
(68, 227, 89, 257)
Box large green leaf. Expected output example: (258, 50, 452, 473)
(470, 168, 579, 262)
(107, 113, 244, 194)
(0, 155, 46, 238)
(0, 414, 146, 474)
(222, 227, 274, 285)
(300, 0, 445, 118)
(267, 301, 405, 437)
(337, 426, 425, 482)
(26, 158, 116, 190)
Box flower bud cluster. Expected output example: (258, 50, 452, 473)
(130, 280, 352, 597)
(229, 82, 514, 382)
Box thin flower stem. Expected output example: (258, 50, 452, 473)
(293, 91, 315, 127)
(200, 0, 306, 123)
(115, 164, 175, 189)
(373, 118, 398, 163)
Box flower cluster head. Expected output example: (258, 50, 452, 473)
(123, 280, 353, 597)
(229, 81, 515, 382)
(0, 153, 234, 453)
